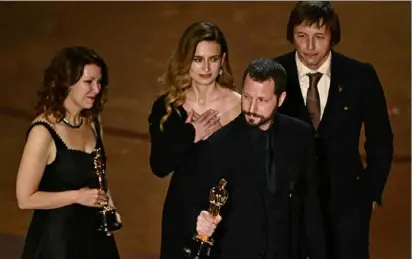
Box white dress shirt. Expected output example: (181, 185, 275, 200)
(295, 51, 332, 119)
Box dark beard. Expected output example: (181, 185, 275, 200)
(242, 105, 278, 128)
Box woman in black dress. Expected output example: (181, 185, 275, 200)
(148, 21, 241, 259)
(16, 46, 121, 259)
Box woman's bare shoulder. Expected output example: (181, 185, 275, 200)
(221, 88, 241, 105)
(31, 113, 57, 126)
(217, 89, 241, 126)
(229, 89, 241, 101)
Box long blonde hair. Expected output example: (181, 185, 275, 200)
(158, 21, 235, 131)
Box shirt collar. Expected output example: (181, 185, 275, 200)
(295, 51, 332, 79)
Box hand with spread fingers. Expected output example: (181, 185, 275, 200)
(185, 109, 222, 142)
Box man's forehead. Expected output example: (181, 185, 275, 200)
(296, 19, 329, 30)
(243, 78, 275, 93)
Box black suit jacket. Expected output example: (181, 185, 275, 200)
(274, 51, 394, 209)
(190, 113, 326, 259)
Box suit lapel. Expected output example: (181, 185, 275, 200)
(271, 115, 301, 197)
(318, 50, 342, 131)
(285, 54, 306, 108)
(280, 52, 312, 124)
(271, 116, 284, 193)
(246, 115, 286, 196)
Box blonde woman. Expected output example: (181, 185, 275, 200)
(148, 21, 240, 259)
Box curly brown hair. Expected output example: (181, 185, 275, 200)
(158, 21, 236, 131)
(35, 46, 109, 122)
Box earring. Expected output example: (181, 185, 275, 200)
(219, 68, 223, 76)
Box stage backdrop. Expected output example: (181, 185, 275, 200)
(0, 2, 410, 258)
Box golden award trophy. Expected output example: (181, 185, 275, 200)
(183, 178, 229, 259)
(93, 148, 122, 233)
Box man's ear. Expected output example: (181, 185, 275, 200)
(278, 91, 287, 107)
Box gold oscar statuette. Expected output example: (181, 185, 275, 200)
(93, 148, 122, 233)
(183, 178, 229, 258)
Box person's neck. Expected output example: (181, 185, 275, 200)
(297, 50, 331, 71)
(259, 120, 274, 131)
(63, 99, 82, 125)
(189, 81, 219, 105)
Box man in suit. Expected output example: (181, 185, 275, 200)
(189, 58, 326, 259)
(273, 2, 394, 259)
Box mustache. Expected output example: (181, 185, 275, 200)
(243, 111, 264, 119)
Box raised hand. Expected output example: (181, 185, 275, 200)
(186, 109, 221, 143)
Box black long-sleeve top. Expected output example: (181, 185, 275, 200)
(148, 94, 202, 259)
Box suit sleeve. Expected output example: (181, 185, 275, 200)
(302, 126, 327, 259)
(362, 64, 394, 205)
(148, 96, 196, 178)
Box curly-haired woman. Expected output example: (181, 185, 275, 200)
(16, 46, 121, 259)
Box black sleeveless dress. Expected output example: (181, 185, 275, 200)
(21, 121, 120, 259)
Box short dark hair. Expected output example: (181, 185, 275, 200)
(286, 1, 341, 46)
(242, 58, 287, 96)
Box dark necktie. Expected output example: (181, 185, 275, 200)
(306, 72, 323, 129)
(263, 132, 276, 193)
